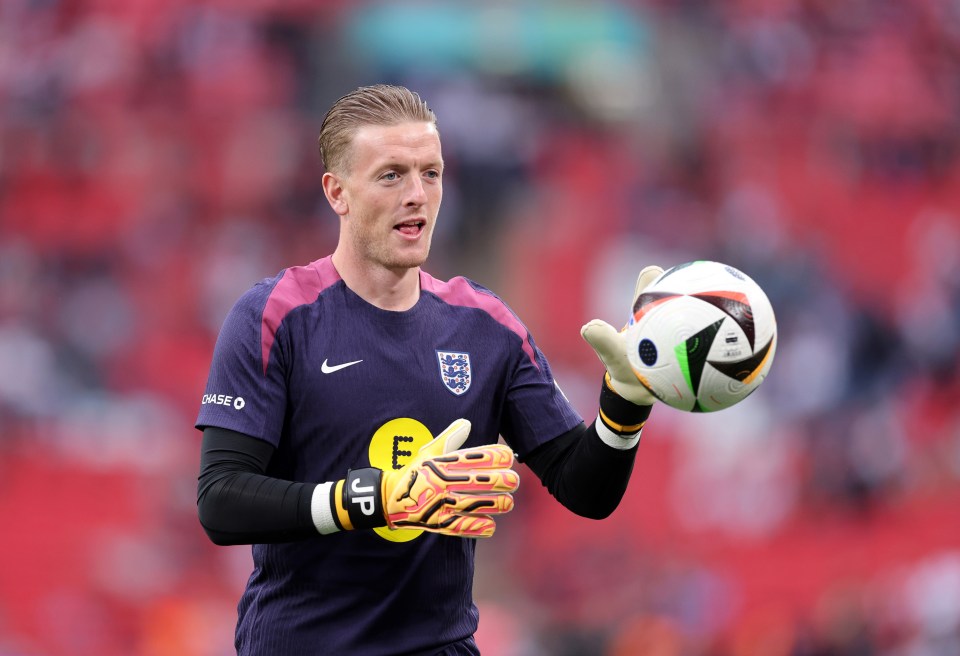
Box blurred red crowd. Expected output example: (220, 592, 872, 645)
(1, 1, 959, 655)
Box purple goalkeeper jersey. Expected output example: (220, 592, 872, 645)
(196, 255, 582, 656)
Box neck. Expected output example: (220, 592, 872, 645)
(331, 251, 421, 311)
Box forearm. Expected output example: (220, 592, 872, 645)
(197, 427, 320, 545)
(523, 378, 652, 519)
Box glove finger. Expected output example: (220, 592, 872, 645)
(428, 467, 519, 494)
(437, 444, 515, 471)
(422, 459, 520, 494)
(580, 319, 620, 355)
(419, 418, 472, 459)
(581, 320, 635, 380)
(632, 265, 665, 303)
(391, 503, 499, 538)
(446, 491, 515, 515)
(427, 514, 497, 539)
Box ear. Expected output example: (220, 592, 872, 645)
(322, 172, 349, 216)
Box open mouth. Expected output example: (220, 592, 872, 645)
(394, 219, 426, 236)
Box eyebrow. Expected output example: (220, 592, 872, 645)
(379, 159, 444, 172)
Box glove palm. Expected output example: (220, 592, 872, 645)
(581, 265, 664, 405)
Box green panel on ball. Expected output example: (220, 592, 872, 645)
(676, 319, 724, 396)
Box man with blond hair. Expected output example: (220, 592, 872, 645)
(197, 84, 660, 655)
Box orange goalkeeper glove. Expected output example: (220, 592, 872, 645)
(334, 419, 519, 538)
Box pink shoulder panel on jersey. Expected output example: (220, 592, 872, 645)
(420, 272, 538, 369)
(261, 257, 341, 374)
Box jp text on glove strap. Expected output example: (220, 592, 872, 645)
(343, 468, 386, 530)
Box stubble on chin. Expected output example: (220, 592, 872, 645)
(355, 231, 432, 272)
(387, 243, 431, 270)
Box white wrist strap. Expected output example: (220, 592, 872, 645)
(594, 416, 642, 450)
(311, 482, 340, 535)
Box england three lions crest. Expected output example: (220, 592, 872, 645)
(437, 350, 471, 396)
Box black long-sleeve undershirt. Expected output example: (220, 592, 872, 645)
(523, 420, 640, 520)
(197, 428, 318, 545)
(197, 417, 641, 546)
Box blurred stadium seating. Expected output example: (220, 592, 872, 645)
(1, 1, 959, 654)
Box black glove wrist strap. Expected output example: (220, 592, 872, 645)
(599, 376, 652, 434)
(344, 468, 387, 530)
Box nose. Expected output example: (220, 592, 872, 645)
(404, 176, 428, 207)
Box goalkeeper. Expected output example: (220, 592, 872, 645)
(196, 84, 660, 656)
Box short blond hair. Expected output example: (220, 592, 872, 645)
(317, 84, 438, 174)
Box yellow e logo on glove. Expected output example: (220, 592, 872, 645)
(368, 418, 433, 542)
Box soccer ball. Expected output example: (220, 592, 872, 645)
(624, 261, 777, 412)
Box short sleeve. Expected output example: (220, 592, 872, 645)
(196, 282, 288, 446)
(499, 329, 583, 457)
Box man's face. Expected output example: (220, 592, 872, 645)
(331, 121, 443, 272)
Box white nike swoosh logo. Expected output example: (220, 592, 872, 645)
(321, 358, 363, 374)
